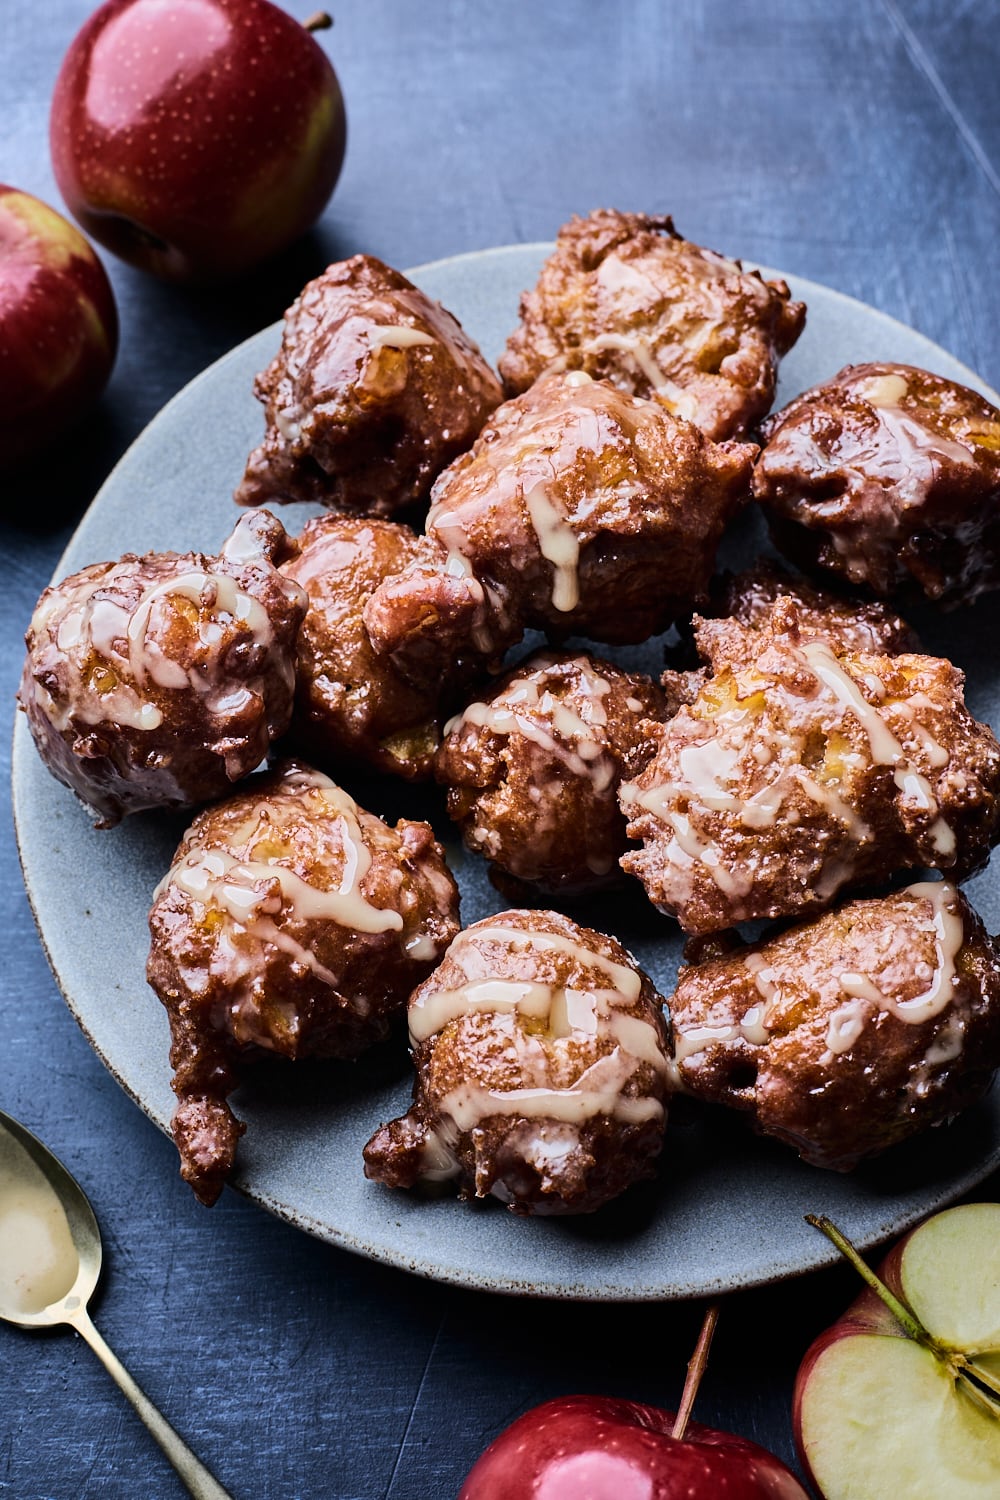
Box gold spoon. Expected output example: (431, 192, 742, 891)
(0, 1109, 234, 1500)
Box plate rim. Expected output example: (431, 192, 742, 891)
(13, 240, 1000, 1300)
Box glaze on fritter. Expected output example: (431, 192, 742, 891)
(621, 604, 1000, 933)
(363, 371, 756, 680)
(436, 651, 670, 894)
(282, 515, 480, 780)
(19, 511, 306, 826)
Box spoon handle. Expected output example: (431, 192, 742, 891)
(68, 1308, 235, 1500)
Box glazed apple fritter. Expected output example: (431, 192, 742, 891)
(364, 909, 671, 1215)
(621, 603, 1000, 934)
(500, 209, 806, 440)
(236, 254, 503, 517)
(19, 510, 306, 826)
(754, 362, 1000, 605)
(363, 370, 756, 680)
(668, 882, 1000, 1170)
(147, 761, 460, 1204)
(436, 650, 670, 895)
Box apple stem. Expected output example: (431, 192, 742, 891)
(805, 1215, 931, 1347)
(670, 1303, 720, 1442)
(303, 11, 333, 31)
(806, 1215, 1000, 1423)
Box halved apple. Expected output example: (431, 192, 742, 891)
(794, 1204, 1000, 1499)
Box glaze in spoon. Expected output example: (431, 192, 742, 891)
(0, 1109, 234, 1499)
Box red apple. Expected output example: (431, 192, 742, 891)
(794, 1206, 1000, 1499)
(0, 185, 117, 465)
(458, 1395, 810, 1499)
(50, 0, 347, 283)
(459, 1308, 809, 1500)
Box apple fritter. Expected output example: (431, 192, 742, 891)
(363, 370, 756, 681)
(19, 510, 306, 826)
(499, 209, 805, 440)
(364, 909, 670, 1215)
(753, 362, 1000, 605)
(620, 604, 1000, 933)
(668, 883, 1000, 1170)
(147, 761, 460, 1205)
(236, 254, 503, 517)
(436, 650, 670, 895)
(282, 514, 484, 780)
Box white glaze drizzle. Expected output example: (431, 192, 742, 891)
(367, 324, 437, 350)
(856, 372, 975, 471)
(412, 922, 665, 1128)
(409, 979, 626, 1046)
(126, 570, 275, 710)
(799, 641, 954, 856)
(158, 776, 405, 992)
(452, 666, 615, 793)
(33, 562, 281, 736)
(31, 586, 163, 733)
(523, 483, 581, 612)
(824, 998, 869, 1055)
(858, 372, 910, 407)
(439, 1052, 664, 1130)
(837, 881, 964, 1025)
(444, 923, 643, 999)
(578, 332, 700, 419)
(672, 1021, 745, 1064)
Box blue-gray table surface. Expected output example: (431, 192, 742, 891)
(4, 2, 1000, 1496)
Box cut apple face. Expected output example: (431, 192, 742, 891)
(899, 1202, 1000, 1354)
(795, 1203, 1000, 1500)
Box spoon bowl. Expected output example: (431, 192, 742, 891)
(0, 1109, 100, 1329)
(0, 1110, 234, 1499)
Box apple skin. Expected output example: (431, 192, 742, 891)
(458, 1394, 810, 1499)
(50, 0, 347, 283)
(0, 185, 117, 465)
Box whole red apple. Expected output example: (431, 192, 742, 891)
(0, 185, 117, 466)
(458, 1394, 810, 1499)
(50, 0, 347, 283)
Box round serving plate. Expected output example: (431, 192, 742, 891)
(13, 242, 1000, 1299)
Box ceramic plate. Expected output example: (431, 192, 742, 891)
(13, 244, 1000, 1300)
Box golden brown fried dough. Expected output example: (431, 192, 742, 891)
(236, 255, 503, 517)
(19, 511, 306, 826)
(147, 761, 460, 1204)
(436, 650, 670, 894)
(282, 515, 480, 780)
(695, 561, 918, 670)
(363, 371, 756, 679)
(668, 883, 1000, 1170)
(363, 909, 670, 1215)
(500, 209, 805, 440)
(753, 362, 1000, 604)
(620, 609, 1000, 933)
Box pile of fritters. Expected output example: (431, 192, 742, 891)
(21, 212, 1000, 1214)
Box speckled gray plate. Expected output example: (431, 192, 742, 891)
(13, 245, 1000, 1299)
